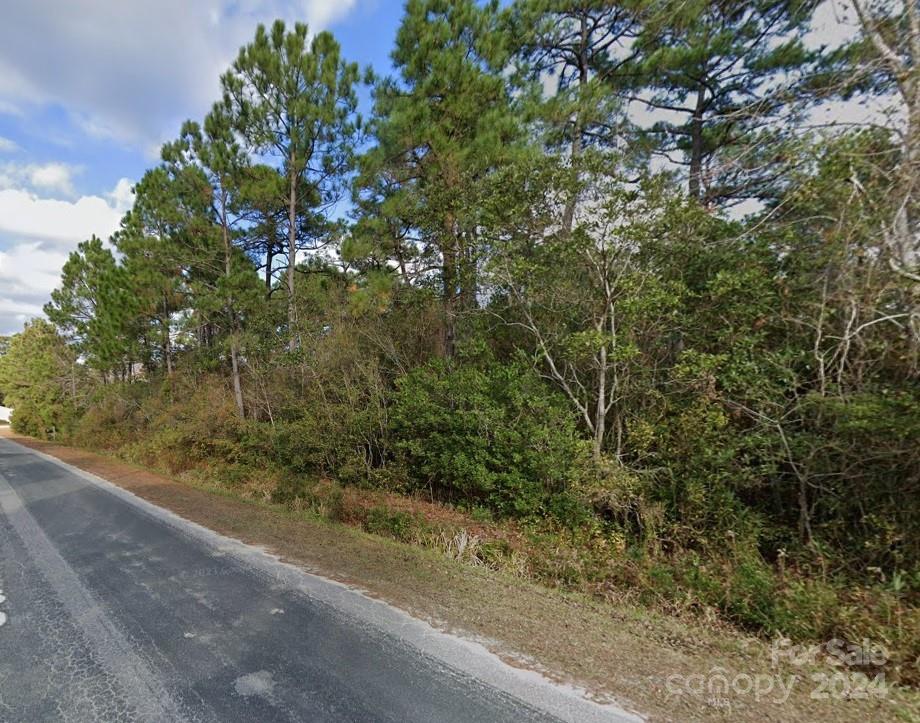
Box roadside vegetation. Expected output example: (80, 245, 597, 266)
(1, 0, 918, 690)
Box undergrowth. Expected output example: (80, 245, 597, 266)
(68, 376, 920, 687)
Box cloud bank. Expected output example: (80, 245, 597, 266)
(0, 1, 359, 150)
(0, 178, 133, 335)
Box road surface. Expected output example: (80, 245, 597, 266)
(0, 437, 639, 723)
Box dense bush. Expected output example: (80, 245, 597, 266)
(0, 320, 80, 439)
(390, 360, 588, 518)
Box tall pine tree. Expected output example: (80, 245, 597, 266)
(162, 104, 264, 417)
(356, 0, 520, 356)
(506, 0, 641, 230)
(222, 21, 360, 347)
(632, 0, 818, 206)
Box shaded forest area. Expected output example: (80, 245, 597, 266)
(1, 0, 919, 681)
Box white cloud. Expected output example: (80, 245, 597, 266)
(0, 295, 46, 335)
(0, 136, 18, 153)
(106, 178, 135, 214)
(27, 162, 77, 196)
(0, 175, 133, 334)
(0, 242, 68, 300)
(0, 100, 23, 118)
(0, 0, 361, 149)
(0, 187, 123, 245)
(0, 241, 71, 334)
(0, 161, 80, 197)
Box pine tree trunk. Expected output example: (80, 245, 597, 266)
(441, 221, 458, 359)
(458, 232, 477, 314)
(562, 15, 589, 233)
(221, 192, 244, 420)
(230, 340, 244, 419)
(265, 247, 274, 295)
(593, 343, 607, 462)
(163, 293, 173, 377)
(688, 86, 706, 201)
(287, 153, 298, 351)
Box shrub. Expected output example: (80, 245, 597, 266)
(0, 320, 80, 440)
(390, 359, 586, 518)
(274, 478, 346, 521)
(364, 506, 423, 542)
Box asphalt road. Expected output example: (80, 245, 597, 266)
(0, 438, 640, 723)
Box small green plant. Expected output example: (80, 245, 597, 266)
(363, 506, 422, 543)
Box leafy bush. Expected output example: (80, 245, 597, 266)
(390, 360, 587, 518)
(274, 478, 346, 521)
(364, 506, 424, 543)
(9, 400, 75, 439)
(0, 320, 80, 439)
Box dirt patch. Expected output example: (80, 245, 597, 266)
(6, 430, 918, 722)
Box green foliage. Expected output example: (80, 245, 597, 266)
(363, 507, 424, 543)
(633, 0, 820, 204)
(272, 477, 346, 521)
(222, 19, 360, 338)
(44, 236, 139, 376)
(353, 0, 520, 355)
(391, 359, 587, 518)
(0, 320, 79, 438)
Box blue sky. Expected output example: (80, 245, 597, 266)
(0, 0, 402, 335)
